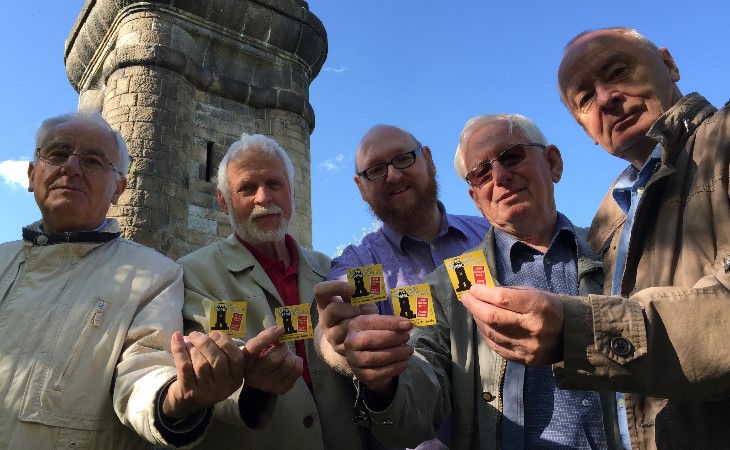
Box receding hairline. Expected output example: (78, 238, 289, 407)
(564, 27, 659, 52)
(355, 124, 422, 171)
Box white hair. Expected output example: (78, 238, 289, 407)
(454, 114, 547, 180)
(217, 134, 295, 198)
(35, 111, 130, 177)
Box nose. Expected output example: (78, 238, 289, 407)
(490, 160, 512, 185)
(60, 153, 84, 175)
(253, 186, 271, 205)
(595, 83, 618, 108)
(385, 164, 404, 183)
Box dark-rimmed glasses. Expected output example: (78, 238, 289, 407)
(465, 143, 545, 187)
(36, 143, 123, 175)
(356, 146, 422, 181)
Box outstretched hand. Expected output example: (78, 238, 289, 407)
(163, 330, 245, 419)
(461, 284, 564, 365)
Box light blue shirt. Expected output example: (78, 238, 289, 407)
(610, 144, 662, 450)
(496, 213, 607, 449)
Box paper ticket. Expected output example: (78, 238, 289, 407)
(274, 304, 314, 342)
(390, 283, 436, 327)
(444, 249, 494, 300)
(346, 263, 387, 305)
(209, 301, 247, 338)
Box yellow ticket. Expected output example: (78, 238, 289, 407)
(390, 283, 436, 327)
(444, 250, 494, 300)
(346, 263, 387, 305)
(274, 304, 314, 342)
(209, 301, 247, 338)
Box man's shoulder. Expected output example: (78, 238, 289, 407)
(112, 238, 176, 264)
(297, 242, 331, 275)
(177, 239, 226, 266)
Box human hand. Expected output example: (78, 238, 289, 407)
(241, 326, 303, 396)
(314, 280, 378, 357)
(163, 330, 245, 419)
(344, 314, 413, 394)
(461, 285, 564, 365)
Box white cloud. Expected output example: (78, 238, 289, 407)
(318, 153, 346, 172)
(323, 66, 348, 73)
(333, 220, 382, 257)
(0, 160, 30, 190)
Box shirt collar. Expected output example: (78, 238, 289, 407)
(237, 234, 299, 274)
(493, 212, 575, 272)
(381, 201, 465, 251)
(612, 144, 662, 214)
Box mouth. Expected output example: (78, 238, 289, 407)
(389, 186, 409, 196)
(612, 110, 639, 132)
(495, 188, 524, 203)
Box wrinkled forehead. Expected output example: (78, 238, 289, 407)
(229, 148, 288, 179)
(465, 121, 528, 159)
(559, 30, 645, 90)
(44, 119, 117, 151)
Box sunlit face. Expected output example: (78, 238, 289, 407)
(218, 149, 293, 244)
(558, 29, 681, 166)
(465, 122, 562, 232)
(354, 125, 438, 232)
(28, 120, 126, 233)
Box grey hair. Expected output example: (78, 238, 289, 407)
(217, 134, 296, 198)
(454, 114, 547, 180)
(35, 111, 130, 177)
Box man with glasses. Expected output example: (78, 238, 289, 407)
(318, 115, 620, 449)
(0, 112, 246, 448)
(314, 124, 488, 448)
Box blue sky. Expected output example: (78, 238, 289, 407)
(1, 2, 728, 256)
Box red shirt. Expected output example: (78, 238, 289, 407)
(237, 234, 311, 388)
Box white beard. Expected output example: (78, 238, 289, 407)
(231, 203, 291, 245)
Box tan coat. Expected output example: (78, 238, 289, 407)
(178, 234, 367, 450)
(560, 94, 730, 450)
(0, 220, 201, 449)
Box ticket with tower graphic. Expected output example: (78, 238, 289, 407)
(444, 250, 494, 300)
(390, 283, 436, 327)
(274, 304, 314, 342)
(209, 301, 248, 338)
(346, 263, 387, 305)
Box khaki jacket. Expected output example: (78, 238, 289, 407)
(560, 94, 730, 450)
(178, 235, 367, 450)
(0, 220, 202, 449)
(360, 226, 616, 450)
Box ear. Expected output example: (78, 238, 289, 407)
(217, 189, 230, 214)
(545, 145, 564, 183)
(421, 145, 436, 172)
(354, 175, 368, 202)
(27, 162, 35, 192)
(110, 177, 127, 204)
(659, 48, 680, 82)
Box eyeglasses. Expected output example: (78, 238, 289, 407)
(36, 143, 123, 175)
(357, 146, 422, 181)
(465, 143, 545, 187)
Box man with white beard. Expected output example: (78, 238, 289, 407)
(177, 134, 368, 449)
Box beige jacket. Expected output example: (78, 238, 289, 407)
(560, 94, 730, 449)
(0, 220, 204, 449)
(178, 234, 368, 450)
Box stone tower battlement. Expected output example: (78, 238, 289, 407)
(65, 0, 327, 258)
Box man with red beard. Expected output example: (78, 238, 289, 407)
(317, 125, 488, 449)
(177, 134, 368, 449)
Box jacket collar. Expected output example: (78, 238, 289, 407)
(22, 219, 121, 246)
(217, 234, 328, 306)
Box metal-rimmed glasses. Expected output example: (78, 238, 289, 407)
(465, 143, 545, 187)
(357, 146, 422, 181)
(36, 143, 123, 175)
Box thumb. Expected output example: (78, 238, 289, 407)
(244, 326, 285, 357)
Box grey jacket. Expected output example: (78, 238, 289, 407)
(357, 225, 619, 450)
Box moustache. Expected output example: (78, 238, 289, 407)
(249, 204, 284, 219)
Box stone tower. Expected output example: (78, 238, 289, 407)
(64, 0, 327, 259)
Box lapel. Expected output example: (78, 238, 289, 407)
(297, 243, 329, 307)
(218, 234, 285, 307)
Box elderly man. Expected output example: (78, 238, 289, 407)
(465, 28, 730, 450)
(318, 115, 621, 449)
(177, 134, 367, 449)
(316, 124, 488, 448)
(0, 112, 246, 449)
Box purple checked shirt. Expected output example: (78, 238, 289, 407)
(329, 202, 489, 315)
